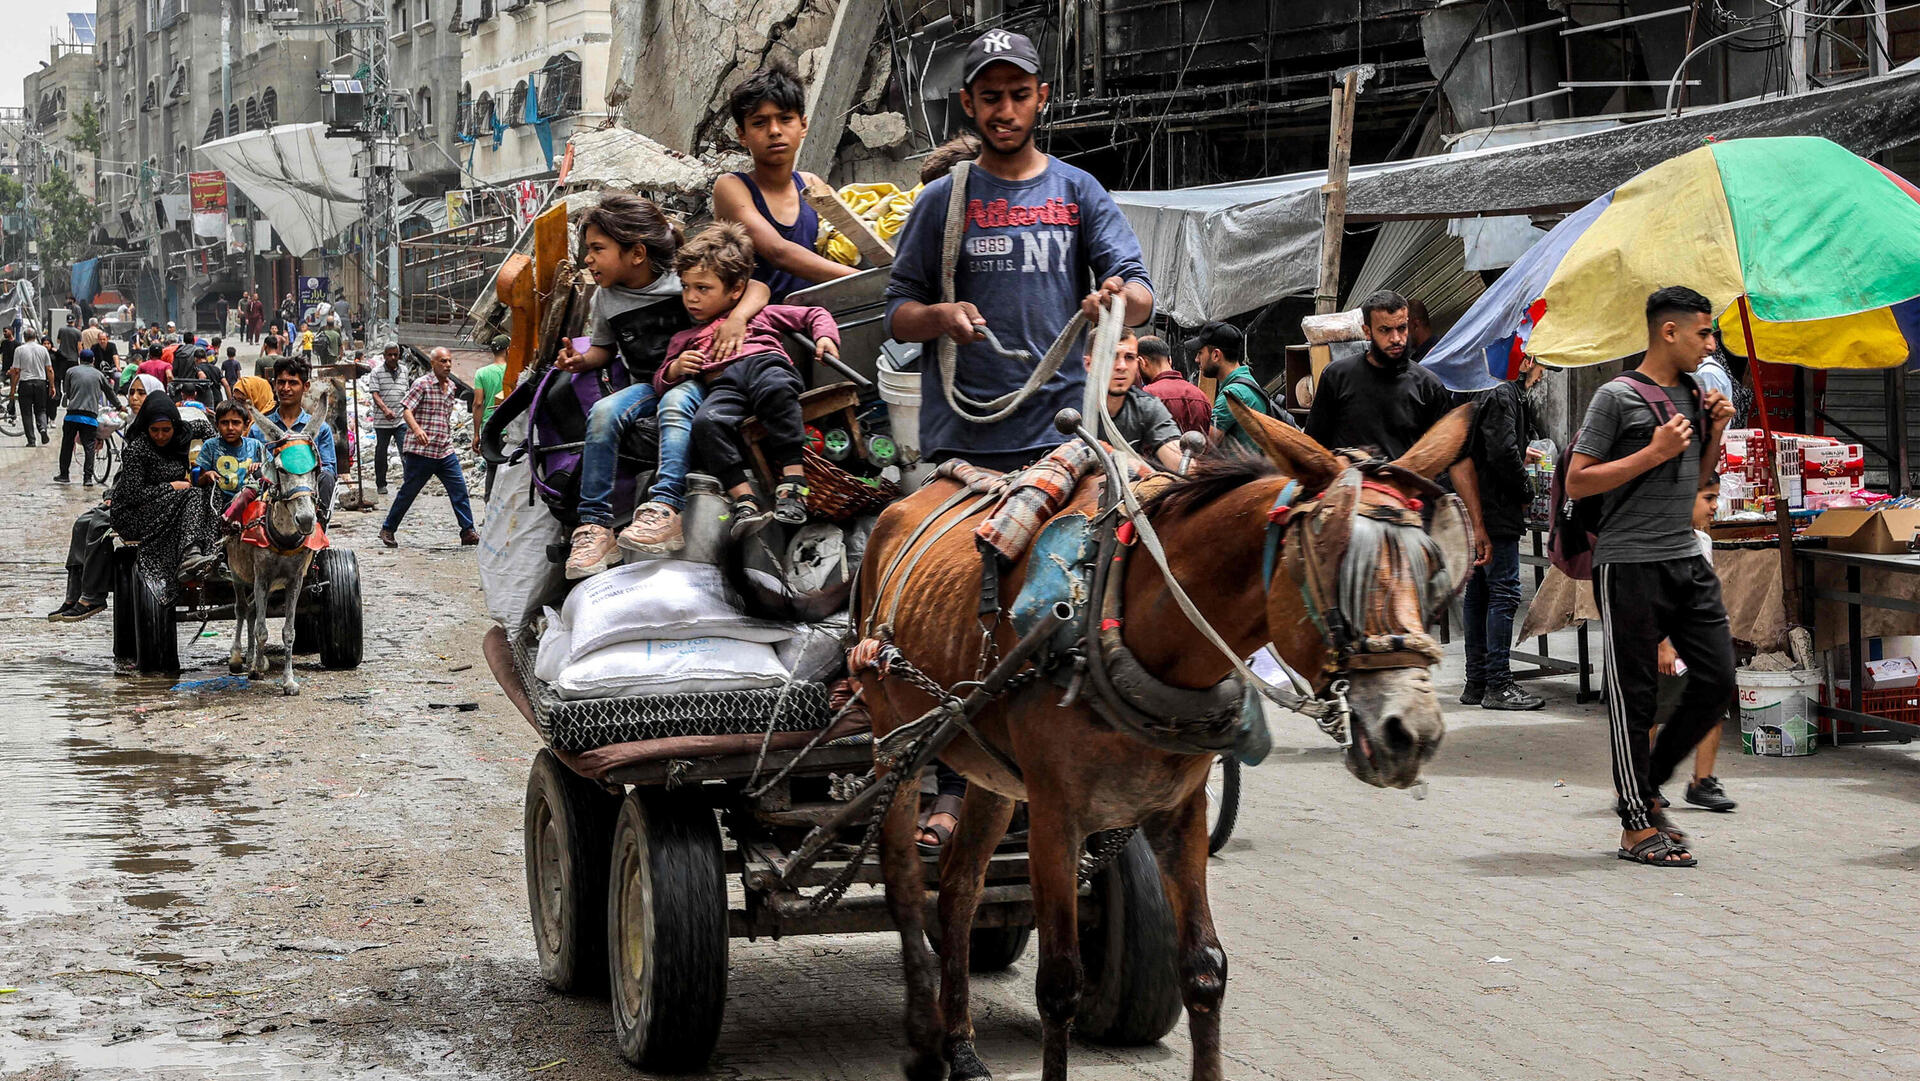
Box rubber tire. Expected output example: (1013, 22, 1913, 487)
(313, 549, 364, 670)
(607, 789, 728, 1073)
(132, 567, 179, 674)
(925, 917, 1033, 974)
(1207, 757, 1241, 856)
(111, 545, 138, 662)
(523, 750, 621, 994)
(1076, 832, 1182, 1046)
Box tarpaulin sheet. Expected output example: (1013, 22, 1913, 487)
(1110, 67, 1920, 327)
(194, 123, 363, 256)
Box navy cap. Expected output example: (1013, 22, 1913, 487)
(1183, 321, 1243, 356)
(963, 30, 1042, 86)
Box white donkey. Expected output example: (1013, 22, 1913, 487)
(227, 406, 322, 695)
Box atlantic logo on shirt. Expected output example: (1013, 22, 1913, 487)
(967, 198, 1080, 228)
(965, 199, 1081, 274)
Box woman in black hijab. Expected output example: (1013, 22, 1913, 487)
(111, 392, 223, 601)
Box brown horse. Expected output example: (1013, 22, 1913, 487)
(854, 403, 1472, 1081)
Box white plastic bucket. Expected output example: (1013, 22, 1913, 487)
(1736, 667, 1821, 756)
(877, 365, 922, 465)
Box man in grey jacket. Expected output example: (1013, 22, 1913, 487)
(55, 353, 120, 486)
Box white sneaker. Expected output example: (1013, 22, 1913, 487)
(618, 502, 685, 553)
(564, 524, 619, 579)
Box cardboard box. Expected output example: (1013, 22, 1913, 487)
(1803, 506, 1920, 553)
(1864, 657, 1920, 691)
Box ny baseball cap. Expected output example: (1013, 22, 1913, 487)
(1183, 321, 1243, 355)
(963, 29, 1042, 86)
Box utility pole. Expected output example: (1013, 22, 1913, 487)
(1786, 1, 1810, 95)
(272, 2, 399, 345)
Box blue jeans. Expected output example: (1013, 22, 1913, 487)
(382, 452, 475, 534)
(576, 379, 705, 527)
(1463, 536, 1522, 686)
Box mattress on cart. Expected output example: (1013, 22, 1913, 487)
(508, 627, 831, 751)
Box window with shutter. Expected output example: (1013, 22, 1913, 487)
(204, 112, 223, 142)
(262, 87, 278, 124)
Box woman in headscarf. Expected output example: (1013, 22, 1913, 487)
(111, 392, 224, 599)
(48, 375, 173, 622)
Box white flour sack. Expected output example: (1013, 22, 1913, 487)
(559, 559, 795, 663)
(554, 637, 789, 700)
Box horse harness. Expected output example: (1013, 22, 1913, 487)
(254, 434, 321, 555)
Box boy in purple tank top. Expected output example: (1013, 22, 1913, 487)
(712, 65, 858, 303)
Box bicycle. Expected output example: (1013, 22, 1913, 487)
(0, 391, 18, 438)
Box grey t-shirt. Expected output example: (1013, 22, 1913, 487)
(1570, 377, 1701, 565)
(1109, 386, 1180, 458)
(12, 342, 52, 381)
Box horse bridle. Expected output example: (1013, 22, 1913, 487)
(260, 435, 318, 552)
(1261, 453, 1453, 677)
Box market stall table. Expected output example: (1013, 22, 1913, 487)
(1797, 547, 1920, 744)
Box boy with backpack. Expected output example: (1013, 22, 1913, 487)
(1563, 286, 1735, 868)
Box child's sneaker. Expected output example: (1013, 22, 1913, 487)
(727, 496, 771, 541)
(772, 481, 809, 525)
(565, 524, 619, 578)
(619, 502, 684, 553)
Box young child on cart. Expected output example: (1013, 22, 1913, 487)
(559, 194, 774, 578)
(193, 399, 265, 510)
(656, 221, 840, 536)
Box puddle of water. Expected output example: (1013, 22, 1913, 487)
(0, 658, 265, 924)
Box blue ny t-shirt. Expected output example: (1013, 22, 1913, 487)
(884, 157, 1151, 461)
(194, 434, 266, 493)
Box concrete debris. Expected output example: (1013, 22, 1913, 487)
(563, 127, 716, 197)
(849, 111, 911, 152)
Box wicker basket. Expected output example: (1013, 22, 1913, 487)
(801, 446, 901, 521)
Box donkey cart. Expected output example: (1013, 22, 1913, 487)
(483, 625, 1183, 1073)
(109, 542, 364, 675)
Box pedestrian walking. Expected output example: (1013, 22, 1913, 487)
(1459, 354, 1546, 711)
(470, 335, 509, 501)
(1135, 334, 1210, 435)
(1563, 286, 1736, 868)
(10, 328, 56, 445)
(55, 351, 119, 486)
(1652, 475, 1739, 815)
(378, 347, 478, 548)
(366, 343, 411, 495)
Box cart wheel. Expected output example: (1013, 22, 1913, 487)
(523, 750, 621, 994)
(132, 568, 179, 674)
(926, 916, 1032, 973)
(964, 925, 1031, 973)
(607, 788, 728, 1072)
(1076, 831, 1181, 1046)
(312, 549, 364, 670)
(1206, 756, 1240, 856)
(111, 545, 137, 662)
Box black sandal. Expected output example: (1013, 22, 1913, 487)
(1617, 833, 1696, 867)
(917, 793, 965, 856)
(727, 496, 770, 540)
(772, 481, 809, 525)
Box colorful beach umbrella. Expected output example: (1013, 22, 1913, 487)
(1424, 136, 1920, 392)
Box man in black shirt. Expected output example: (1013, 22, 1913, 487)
(1459, 356, 1546, 712)
(1305, 289, 1487, 561)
